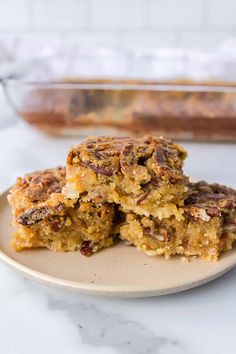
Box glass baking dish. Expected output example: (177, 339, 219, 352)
(2, 46, 236, 141)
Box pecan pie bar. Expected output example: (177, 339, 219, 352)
(8, 167, 115, 255)
(119, 181, 236, 261)
(65, 136, 188, 219)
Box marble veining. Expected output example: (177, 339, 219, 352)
(48, 298, 185, 354)
(1, 116, 236, 353)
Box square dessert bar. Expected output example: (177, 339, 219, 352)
(65, 136, 188, 219)
(119, 181, 236, 261)
(8, 167, 115, 255)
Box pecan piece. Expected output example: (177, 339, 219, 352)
(144, 227, 169, 242)
(155, 146, 183, 182)
(17, 206, 50, 225)
(223, 224, 236, 232)
(83, 160, 113, 177)
(120, 143, 136, 171)
(205, 205, 221, 217)
(16, 202, 65, 226)
(120, 143, 152, 171)
(90, 149, 106, 160)
(26, 172, 62, 203)
(136, 192, 149, 206)
(156, 146, 170, 167)
(150, 177, 159, 187)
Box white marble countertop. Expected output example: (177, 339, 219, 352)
(1, 102, 236, 354)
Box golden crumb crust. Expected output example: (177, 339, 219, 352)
(65, 136, 188, 218)
(8, 167, 116, 255)
(8, 167, 66, 222)
(184, 181, 236, 219)
(119, 181, 236, 261)
(67, 135, 187, 183)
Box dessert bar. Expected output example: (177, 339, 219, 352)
(8, 167, 115, 255)
(119, 181, 236, 261)
(65, 136, 188, 219)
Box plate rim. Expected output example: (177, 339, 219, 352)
(1, 188, 236, 297)
(1, 248, 235, 297)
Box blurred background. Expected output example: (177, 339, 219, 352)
(0, 0, 235, 50)
(1, 4, 236, 354)
(1, 0, 236, 188)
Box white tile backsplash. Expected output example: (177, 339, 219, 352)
(0, 0, 29, 30)
(149, 0, 204, 28)
(31, 0, 87, 29)
(208, 0, 236, 27)
(0, 0, 235, 49)
(59, 31, 122, 47)
(91, 0, 145, 29)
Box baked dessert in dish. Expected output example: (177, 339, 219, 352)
(119, 181, 236, 261)
(65, 136, 188, 219)
(8, 167, 115, 255)
(19, 79, 236, 141)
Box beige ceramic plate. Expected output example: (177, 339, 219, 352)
(1, 190, 236, 297)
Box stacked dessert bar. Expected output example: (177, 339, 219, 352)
(8, 167, 116, 255)
(8, 136, 236, 261)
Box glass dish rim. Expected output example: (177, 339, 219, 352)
(2, 78, 236, 93)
